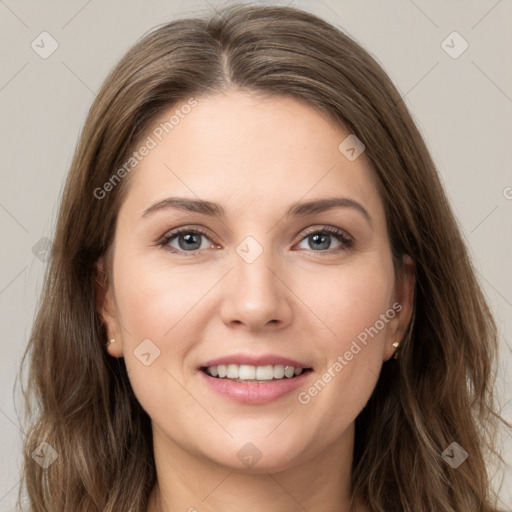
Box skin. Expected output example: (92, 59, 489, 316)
(96, 89, 415, 512)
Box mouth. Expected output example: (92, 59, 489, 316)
(200, 364, 313, 383)
(197, 354, 314, 404)
(198, 364, 314, 404)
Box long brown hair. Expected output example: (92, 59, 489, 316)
(18, 3, 508, 511)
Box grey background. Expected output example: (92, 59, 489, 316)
(1, 0, 511, 509)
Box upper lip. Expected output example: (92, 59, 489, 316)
(200, 354, 312, 369)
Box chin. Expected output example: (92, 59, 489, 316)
(199, 434, 314, 474)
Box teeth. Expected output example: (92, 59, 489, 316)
(239, 364, 256, 380)
(256, 365, 274, 380)
(205, 364, 307, 381)
(226, 364, 239, 379)
(284, 365, 295, 378)
(273, 364, 285, 379)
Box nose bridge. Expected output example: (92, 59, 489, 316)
(233, 235, 281, 302)
(219, 235, 293, 329)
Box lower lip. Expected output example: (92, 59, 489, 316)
(198, 369, 313, 405)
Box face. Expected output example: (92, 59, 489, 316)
(96, 90, 414, 473)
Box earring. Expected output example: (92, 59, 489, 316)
(106, 338, 115, 347)
(392, 341, 400, 349)
(392, 340, 400, 359)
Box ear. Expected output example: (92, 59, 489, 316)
(383, 254, 415, 361)
(94, 256, 123, 358)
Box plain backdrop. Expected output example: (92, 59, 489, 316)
(1, 0, 511, 510)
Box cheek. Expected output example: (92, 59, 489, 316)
(113, 260, 207, 427)
(291, 254, 395, 410)
(293, 276, 393, 448)
(112, 254, 210, 399)
(293, 253, 395, 349)
(114, 251, 213, 343)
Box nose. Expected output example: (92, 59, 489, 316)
(219, 247, 293, 332)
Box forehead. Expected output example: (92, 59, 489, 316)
(119, 90, 384, 222)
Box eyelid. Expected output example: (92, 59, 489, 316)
(158, 225, 219, 255)
(298, 224, 352, 242)
(293, 225, 354, 252)
(160, 224, 214, 241)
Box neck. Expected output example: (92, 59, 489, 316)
(147, 422, 364, 512)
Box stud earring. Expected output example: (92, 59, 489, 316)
(106, 338, 115, 347)
(392, 340, 400, 360)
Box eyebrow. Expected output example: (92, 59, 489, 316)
(141, 196, 372, 226)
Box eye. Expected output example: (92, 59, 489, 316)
(159, 227, 217, 254)
(158, 225, 353, 256)
(295, 226, 353, 252)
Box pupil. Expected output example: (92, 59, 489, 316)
(310, 233, 330, 250)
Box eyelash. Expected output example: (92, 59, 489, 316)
(157, 225, 354, 257)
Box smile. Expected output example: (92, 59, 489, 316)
(202, 364, 311, 382)
(199, 366, 314, 404)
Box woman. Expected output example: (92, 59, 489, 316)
(18, 3, 508, 511)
